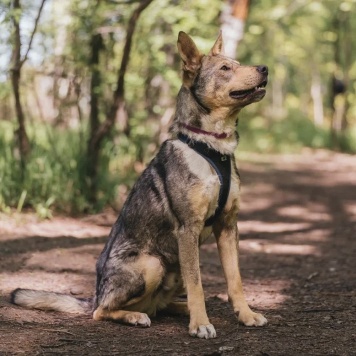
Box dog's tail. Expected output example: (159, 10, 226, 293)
(11, 288, 92, 314)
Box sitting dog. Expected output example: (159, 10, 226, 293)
(11, 31, 268, 339)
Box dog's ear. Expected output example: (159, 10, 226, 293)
(177, 32, 202, 78)
(209, 31, 225, 56)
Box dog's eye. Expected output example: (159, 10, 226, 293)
(220, 65, 230, 71)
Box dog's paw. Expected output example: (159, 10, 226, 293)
(189, 324, 217, 339)
(238, 310, 267, 327)
(125, 312, 151, 327)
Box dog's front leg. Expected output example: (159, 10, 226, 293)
(177, 227, 216, 339)
(214, 224, 267, 326)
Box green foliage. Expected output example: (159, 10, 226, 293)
(238, 111, 333, 153)
(0, 121, 149, 214)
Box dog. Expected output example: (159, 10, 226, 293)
(11, 31, 268, 339)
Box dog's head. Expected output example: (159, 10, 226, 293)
(177, 31, 268, 111)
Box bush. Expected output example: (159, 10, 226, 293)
(238, 110, 335, 153)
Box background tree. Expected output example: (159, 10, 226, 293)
(85, 0, 154, 204)
(220, 0, 249, 59)
(8, 0, 47, 172)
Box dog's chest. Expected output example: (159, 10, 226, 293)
(176, 140, 220, 210)
(174, 141, 240, 227)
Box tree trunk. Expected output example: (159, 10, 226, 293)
(109, 0, 154, 136)
(86, 33, 104, 204)
(86, 0, 154, 205)
(10, 0, 47, 172)
(220, 0, 249, 59)
(10, 0, 30, 171)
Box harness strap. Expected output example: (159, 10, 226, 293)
(178, 133, 231, 226)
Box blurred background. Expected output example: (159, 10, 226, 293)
(0, 0, 355, 215)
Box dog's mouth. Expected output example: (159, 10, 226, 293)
(229, 80, 268, 99)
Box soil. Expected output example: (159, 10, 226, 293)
(1, 149, 355, 356)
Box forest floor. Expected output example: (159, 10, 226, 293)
(0, 149, 355, 356)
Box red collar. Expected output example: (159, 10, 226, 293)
(180, 123, 228, 139)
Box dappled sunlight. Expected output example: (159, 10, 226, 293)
(0, 270, 95, 295)
(25, 245, 100, 274)
(0, 214, 110, 241)
(344, 202, 356, 221)
(239, 221, 312, 233)
(240, 240, 320, 256)
(215, 278, 291, 310)
(279, 228, 330, 243)
(276, 204, 332, 222)
(240, 195, 275, 213)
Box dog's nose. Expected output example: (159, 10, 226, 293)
(257, 65, 268, 74)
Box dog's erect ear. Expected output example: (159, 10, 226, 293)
(209, 31, 225, 56)
(177, 32, 202, 75)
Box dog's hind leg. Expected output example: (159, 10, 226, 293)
(93, 254, 164, 327)
(93, 307, 151, 327)
(214, 223, 267, 327)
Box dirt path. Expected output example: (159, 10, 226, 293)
(1, 149, 355, 356)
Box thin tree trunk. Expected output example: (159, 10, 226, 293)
(86, 0, 154, 204)
(86, 32, 104, 204)
(109, 0, 154, 137)
(10, 0, 47, 172)
(10, 0, 30, 170)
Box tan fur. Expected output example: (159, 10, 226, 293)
(214, 223, 267, 326)
(93, 256, 184, 319)
(93, 307, 151, 327)
(209, 31, 224, 56)
(177, 228, 212, 337)
(93, 254, 176, 317)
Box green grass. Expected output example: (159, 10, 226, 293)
(0, 121, 144, 215)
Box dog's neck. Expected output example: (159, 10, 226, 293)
(180, 124, 229, 139)
(170, 86, 239, 155)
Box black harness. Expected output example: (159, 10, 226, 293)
(178, 133, 231, 226)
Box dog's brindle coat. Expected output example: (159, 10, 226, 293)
(11, 32, 268, 339)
